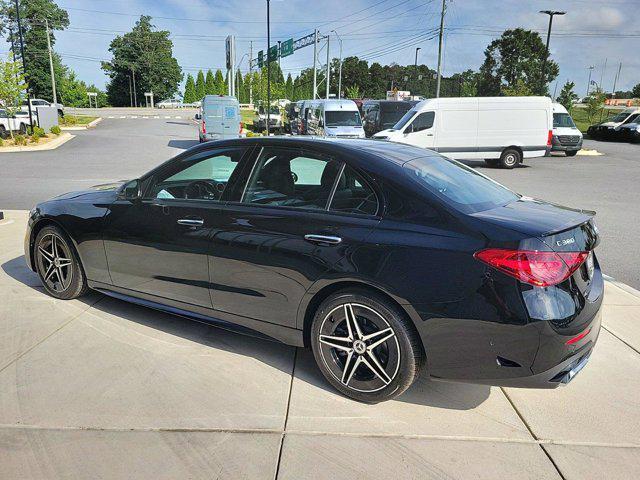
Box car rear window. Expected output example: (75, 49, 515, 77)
(404, 156, 519, 213)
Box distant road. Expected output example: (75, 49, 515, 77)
(67, 107, 198, 118)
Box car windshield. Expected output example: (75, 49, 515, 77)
(553, 113, 576, 128)
(609, 111, 633, 122)
(325, 110, 362, 127)
(404, 156, 519, 214)
(392, 109, 417, 131)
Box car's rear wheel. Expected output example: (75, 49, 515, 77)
(500, 148, 521, 169)
(566, 150, 578, 157)
(0, 125, 6, 138)
(311, 289, 423, 403)
(34, 225, 88, 300)
(19, 123, 27, 135)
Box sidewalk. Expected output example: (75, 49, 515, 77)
(1, 210, 638, 479)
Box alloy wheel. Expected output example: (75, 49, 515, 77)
(36, 233, 74, 293)
(318, 303, 401, 393)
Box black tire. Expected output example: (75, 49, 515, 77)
(310, 289, 424, 403)
(19, 123, 27, 135)
(499, 148, 521, 169)
(484, 158, 500, 167)
(34, 225, 88, 300)
(565, 150, 578, 157)
(0, 125, 6, 139)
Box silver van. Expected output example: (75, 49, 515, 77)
(302, 99, 365, 138)
(197, 95, 241, 143)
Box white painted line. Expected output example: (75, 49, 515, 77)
(153, 116, 160, 119)
(119, 116, 126, 118)
(108, 116, 115, 119)
(164, 116, 171, 119)
(130, 116, 138, 119)
(142, 116, 148, 119)
(174, 116, 181, 118)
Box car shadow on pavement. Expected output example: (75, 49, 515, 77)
(2, 255, 491, 410)
(167, 139, 199, 150)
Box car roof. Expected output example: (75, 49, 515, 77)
(193, 136, 436, 166)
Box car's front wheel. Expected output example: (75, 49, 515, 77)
(311, 289, 424, 403)
(34, 225, 88, 300)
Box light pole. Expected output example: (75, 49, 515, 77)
(331, 30, 343, 99)
(539, 10, 565, 93)
(435, 0, 446, 98)
(14, 0, 34, 131)
(265, 0, 271, 136)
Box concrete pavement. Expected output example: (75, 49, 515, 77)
(1, 210, 639, 479)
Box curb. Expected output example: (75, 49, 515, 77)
(60, 117, 103, 131)
(603, 274, 640, 299)
(0, 132, 75, 153)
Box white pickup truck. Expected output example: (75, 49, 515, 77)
(0, 108, 31, 137)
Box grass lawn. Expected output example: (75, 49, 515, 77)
(240, 108, 254, 128)
(59, 114, 99, 126)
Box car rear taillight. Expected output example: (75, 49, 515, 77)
(474, 248, 589, 287)
(547, 130, 553, 146)
(202, 119, 206, 134)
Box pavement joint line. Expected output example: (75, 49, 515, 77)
(500, 387, 566, 479)
(601, 325, 640, 356)
(0, 295, 105, 375)
(273, 347, 298, 480)
(1, 424, 639, 449)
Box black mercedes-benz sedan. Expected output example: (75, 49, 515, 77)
(25, 137, 603, 403)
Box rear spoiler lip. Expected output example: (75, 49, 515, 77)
(538, 210, 595, 238)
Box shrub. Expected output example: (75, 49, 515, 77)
(33, 126, 46, 137)
(13, 134, 26, 146)
(0, 137, 3, 147)
(50, 125, 61, 135)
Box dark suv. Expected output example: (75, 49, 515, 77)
(362, 100, 418, 137)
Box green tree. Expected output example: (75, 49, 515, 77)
(585, 88, 606, 123)
(235, 70, 243, 101)
(205, 69, 215, 95)
(346, 85, 361, 99)
(556, 81, 578, 112)
(501, 78, 534, 96)
(183, 74, 196, 103)
(285, 73, 293, 100)
(195, 70, 205, 101)
(101, 15, 182, 106)
(214, 69, 226, 95)
(478, 28, 558, 96)
(632, 83, 640, 98)
(57, 68, 107, 107)
(0, 55, 28, 139)
(0, 0, 69, 100)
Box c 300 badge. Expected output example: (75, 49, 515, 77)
(556, 237, 576, 247)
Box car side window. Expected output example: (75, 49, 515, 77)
(241, 147, 340, 210)
(406, 111, 435, 133)
(147, 148, 246, 201)
(329, 165, 379, 216)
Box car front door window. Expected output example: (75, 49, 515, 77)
(405, 111, 435, 134)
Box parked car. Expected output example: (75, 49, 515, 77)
(362, 100, 417, 138)
(253, 105, 283, 133)
(615, 122, 640, 143)
(22, 98, 64, 117)
(587, 108, 640, 140)
(0, 108, 31, 136)
(197, 95, 241, 143)
(24, 137, 603, 403)
(157, 98, 183, 109)
(374, 96, 553, 169)
(302, 99, 365, 138)
(551, 103, 583, 156)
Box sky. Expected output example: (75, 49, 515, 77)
(5, 0, 640, 96)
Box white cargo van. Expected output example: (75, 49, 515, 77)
(373, 96, 552, 168)
(197, 95, 241, 143)
(551, 103, 583, 156)
(303, 99, 365, 139)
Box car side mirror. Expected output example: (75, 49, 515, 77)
(195, 113, 201, 120)
(119, 179, 141, 201)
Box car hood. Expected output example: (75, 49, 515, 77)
(470, 197, 594, 237)
(51, 181, 126, 201)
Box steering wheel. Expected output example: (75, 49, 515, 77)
(184, 180, 221, 200)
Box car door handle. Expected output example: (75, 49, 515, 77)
(304, 234, 342, 245)
(177, 218, 204, 227)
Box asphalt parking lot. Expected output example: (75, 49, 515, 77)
(0, 116, 638, 289)
(1, 209, 639, 479)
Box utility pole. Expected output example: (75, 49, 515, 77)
(312, 29, 318, 99)
(414, 47, 421, 93)
(8, 26, 18, 80)
(14, 0, 33, 130)
(611, 62, 622, 97)
(128, 74, 133, 107)
(599, 58, 607, 93)
(331, 30, 343, 99)
(266, 0, 271, 136)
(435, 0, 446, 98)
(45, 19, 57, 104)
(249, 41, 253, 105)
(586, 65, 594, 97)
(539, 10, 565, 94)
(131, 67, 137, 107)
(325, 35, 330, 99)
